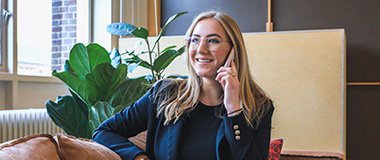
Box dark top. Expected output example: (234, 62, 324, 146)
(178, 102, 223, 160)
(93, 80, 275, 160)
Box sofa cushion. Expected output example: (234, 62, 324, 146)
(280, 150, 345, 160)
(0, 134, 63, 160)
(128, 131, 147, 151)
(269, 138, 283, 160)
(56, 133, 121, 160)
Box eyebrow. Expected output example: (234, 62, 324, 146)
(191, 34, 222, 38)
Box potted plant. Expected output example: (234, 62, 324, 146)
(46, 11, 188, 139)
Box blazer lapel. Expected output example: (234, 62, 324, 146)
(167, 118, 185, 160)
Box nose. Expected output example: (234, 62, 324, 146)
(196, 40, 208, 53)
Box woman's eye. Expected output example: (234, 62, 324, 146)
(190, 38, 199, 43)
(207, 38, 220, 44)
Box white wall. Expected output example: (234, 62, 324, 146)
(16, 82, 69, 109)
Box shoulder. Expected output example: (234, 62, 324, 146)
(262, 99, 275, 116)
(153, 79, 185, 91)
(261, 99, 275, 123)
(150, 79, 186, 98)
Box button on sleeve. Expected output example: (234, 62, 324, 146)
(233, 124, 239, 130)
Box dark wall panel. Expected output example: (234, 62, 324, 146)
(161, 0, 267, 35)
(347, 86, 380, 160)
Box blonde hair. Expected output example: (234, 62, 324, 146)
(155, 11, 271, 128)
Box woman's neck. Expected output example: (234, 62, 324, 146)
(199, 78, 224, 106)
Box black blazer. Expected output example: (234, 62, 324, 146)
(93, 80, 274, 160)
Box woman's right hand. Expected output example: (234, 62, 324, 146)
(134, 154, 149, 160)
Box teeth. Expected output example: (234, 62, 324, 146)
(198, 59, 212, 63)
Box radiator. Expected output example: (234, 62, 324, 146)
(0, 109, 64, 143)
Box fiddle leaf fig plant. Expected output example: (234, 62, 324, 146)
(46, 43, 150, 139)
(46, 11, 188, 139)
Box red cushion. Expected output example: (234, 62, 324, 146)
(269, 138, 283, 160)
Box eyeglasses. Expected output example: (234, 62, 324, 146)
(186, 36, 230, 52)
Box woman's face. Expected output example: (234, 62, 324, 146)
(189, 18, 232, 79)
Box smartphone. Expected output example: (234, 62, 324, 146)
(224, 48, 235, 67)
(218, 48, 235, 85)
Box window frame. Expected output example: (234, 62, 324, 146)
(0, 0, 8, 72)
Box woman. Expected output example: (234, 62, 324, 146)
(93, 11, 274, 160)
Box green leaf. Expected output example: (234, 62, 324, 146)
(88, 102, 124, 132)
(125, 57, 152, 70)
(108, 76, 151, 107)
(110, 47, 122, 68)
(153, 49, 183, 73)
(152, 11, 188, 50)
(85, 63, 128, 105)
(132, 27, 149, 39)
(46, 95, 92, 139)
(69, 89, 89, 118)
(144, 75, 154, 83)
(63, 60, 75, 75)
(105, 64, 129, 100)
(127, 62, 141, 73)
(68, 43, 111, 81)
(177, 45, 186, 54)
(106, 23, 137, 36)
(87, 43, 112, 70)
(69, 43, 90, 80)
(52, 70, 87, 102)
(161, 45, 177, 53)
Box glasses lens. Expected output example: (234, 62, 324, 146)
(205, 37, 221, 51)
(187, 37, 222, 51)
(188, 37, 199, 51)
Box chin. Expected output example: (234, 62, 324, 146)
(196, 71, 216, 79)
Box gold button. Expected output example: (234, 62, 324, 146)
(233, 125, 239, 130)
(235, 136, 241, 140)
(235, 130, 240, 135)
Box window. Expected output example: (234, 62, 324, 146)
(0, 0, 125, 77)
(0, 0, 3, 70)
(0, 1, 2, 68)
(0, 0, 8, 72)
(0, 0, 146, 110)
(17, 0, 89, 76)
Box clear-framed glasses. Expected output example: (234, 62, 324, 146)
(186, 36, 230, 52)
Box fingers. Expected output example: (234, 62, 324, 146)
(215, 70, 234, 81)
(231, 60, 237, 74)
(215, 60, 238, 82)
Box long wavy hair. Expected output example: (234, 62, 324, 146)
(155, 11, 271, 128)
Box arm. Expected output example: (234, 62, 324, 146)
(93, 84, 159, 160)
(223, 103, 274, 160)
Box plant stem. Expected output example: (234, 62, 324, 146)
(145, 39, 156, 82)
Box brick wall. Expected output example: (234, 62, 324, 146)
(51, 0, 77, 71)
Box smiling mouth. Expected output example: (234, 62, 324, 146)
(196, 59, 213, 63)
